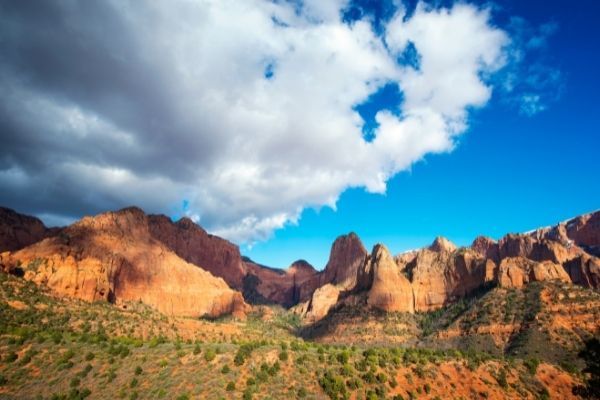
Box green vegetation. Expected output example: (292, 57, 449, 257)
(0, 271, 596, 399)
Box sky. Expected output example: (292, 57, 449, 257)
(0, 0, 598, 269)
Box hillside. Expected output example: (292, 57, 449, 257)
(0, 206, 599, 399)
(0, 273, 588, 400)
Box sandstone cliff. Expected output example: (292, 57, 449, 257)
(300, 210, 600, 321)
(148, 214, 247, 289)
(0, 207, 56, 252)
(293, 233, 369, 320)
(0, 207, 247, 318)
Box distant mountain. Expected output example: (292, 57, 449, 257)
(1, 205, 598, 330)
(0, 206, 246, 319)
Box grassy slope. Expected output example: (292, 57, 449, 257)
(0, 273, 591, 400)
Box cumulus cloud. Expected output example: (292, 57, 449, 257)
(0, 0, 527, 242)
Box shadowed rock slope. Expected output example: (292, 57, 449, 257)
(0, 207, 58, 252)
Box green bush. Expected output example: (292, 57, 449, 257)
(221, 364, 230, 374)
(424, 383, 431, 394)
(204, 348, 216, 362)
(226, 381, 235, 391)
(193, 344, 201, 355)
(134, 366, 143, 375)
(279, 350, 288, 362)
(525, 358, 540, 375)
(319, 370, 347, 400)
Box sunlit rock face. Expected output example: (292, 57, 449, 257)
(0, 207, 247, 319)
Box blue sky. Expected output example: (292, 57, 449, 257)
(244, 0, 600, 268)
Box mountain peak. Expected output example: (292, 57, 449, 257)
(429, 236, 457, 253)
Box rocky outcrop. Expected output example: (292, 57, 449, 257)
(0, 207, 56, 252)
(471, 236, 499, 261)
(319, 232, 369, 290)
(497, 257, 571, 289)
(242, 259, 319, 307)
(563, 254, 600, 288)
(0, 207, 247, 319)
(299, 284, 341, 322)
(148, 214, 247, 289)
(294, 233, 370, 319)
(367, 245, 414, 313)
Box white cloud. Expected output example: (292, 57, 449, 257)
(0, 0, 510, 243)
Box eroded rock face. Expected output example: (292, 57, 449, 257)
(148, 215, 247, 289)
(563, 254, 600, 288)
(293, 233, 369, 319)
(242, 259, 319, 307)
(367, 245, 414, 313)
(319, 232, 369, 290)
(300, 284, 341, 322)
(394, 239, 492, 312)
(471, 236, 499, 261)
(0, 207, 247, 319)
(0, 207, 56, 252)
(497, 257, 571, 289)
(563, 211, 600, 250)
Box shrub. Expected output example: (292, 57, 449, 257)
(525, 358, 540, 375)
(226, 381, 235, 391)
(193, 344, 201, 355)
(130, 378, 138, 388)
(297, 387, 307, 398)
(135, 366, 143, 375)
(279, 350, 288, 362)
(337, 351, 350, 365)
(424, 383, 431, 394)
(70, 377, 80, 388)
(204, 348, 216, 362)
(221, 365, 230, 374)
(319, 370, 347, 400)
(497, 368, 508, 389)
(85, 352, 95, 361)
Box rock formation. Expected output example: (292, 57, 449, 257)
(299, 210, 600, 321)
(294, 233, 369, 319)
(1, 204, 598, 323)
(0, 207, 247, 319)
(318, 232, 369, 290)
(148, 214, 247, 289)
(497, 257, 571, 288)
(0, 207, 56, 252)
(367, 245, 414, 313)
(242, 259, 319, 307)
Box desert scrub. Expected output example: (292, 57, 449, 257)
(204, 348, 216, 362)
(524, 358, 540, 375)
(279, 350, 289, 361)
